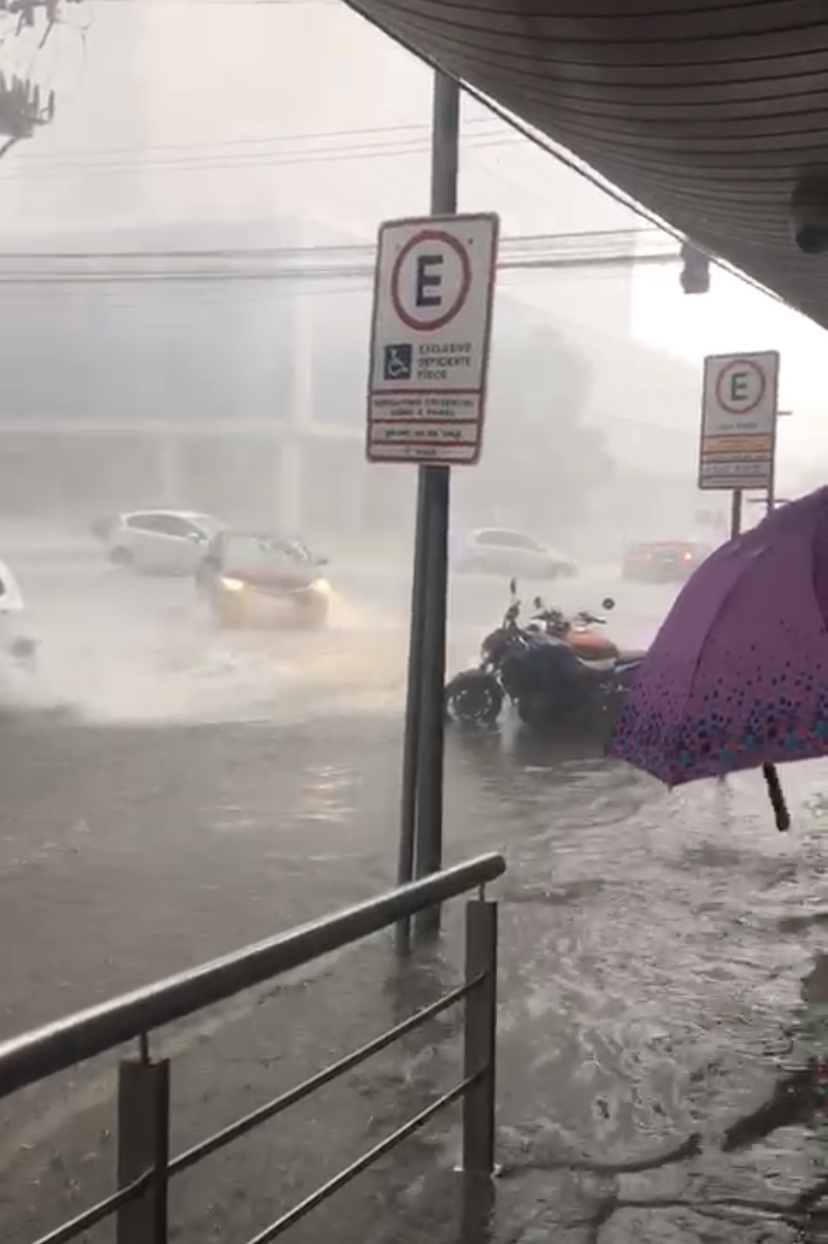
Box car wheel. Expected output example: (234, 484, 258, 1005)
(109, 546, 134, 569)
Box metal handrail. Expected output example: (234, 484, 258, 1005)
(246, 1076, 478, 1244)
(0, 851, 505, 1100)
(30, 1169, 155, 1244)
(4, 851, 504, 1244)
(167, 973, 484, 1178)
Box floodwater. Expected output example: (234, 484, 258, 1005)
(0, 557, 825, 1243)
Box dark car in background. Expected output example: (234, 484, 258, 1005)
(622, 540, 711, 584)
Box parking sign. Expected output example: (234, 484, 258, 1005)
(698, 351, 780, 491)
(366, 213, 499, 465)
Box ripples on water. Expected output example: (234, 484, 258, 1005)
(445, 730, 828, 1240)
(5, 564, 828, 1239)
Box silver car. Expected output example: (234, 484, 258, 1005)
(103, 510, 224, 575)
(453, 527, 578, 580)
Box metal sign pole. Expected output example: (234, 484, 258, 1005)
(730, 489, 743, 539)
(411, 70, 460, 942)
(766, 429, 778, 516)
(396, 467, 429, 954)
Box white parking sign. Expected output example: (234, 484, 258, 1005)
(698, 351, 780, 490)
(366, 213, 499, 465)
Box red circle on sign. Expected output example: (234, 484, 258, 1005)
(715, 358, 766, 415)
(390, 229, 472, 332)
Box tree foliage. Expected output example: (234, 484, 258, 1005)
(0, 0, 77, 154)
(461, 321, 614, 535)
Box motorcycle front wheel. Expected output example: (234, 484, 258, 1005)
(445, 670, 503, 726)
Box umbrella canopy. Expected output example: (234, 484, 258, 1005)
(609, 487, 828, 789)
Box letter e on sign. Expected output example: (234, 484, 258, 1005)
(415, 254, 443, 308)
(715, 358, 766, 416)
(391, 230, 471, 332)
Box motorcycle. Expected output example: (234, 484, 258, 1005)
(445, 582, 642, 730)
(526, 595, 645, 665)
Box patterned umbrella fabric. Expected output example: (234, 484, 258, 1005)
(608, 487, 828, 795)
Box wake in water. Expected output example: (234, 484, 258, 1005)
(18, 586, 409, 726)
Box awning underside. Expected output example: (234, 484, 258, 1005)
(349, 0, 828, 327)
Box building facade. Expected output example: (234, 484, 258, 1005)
(0, 214, 704, 555)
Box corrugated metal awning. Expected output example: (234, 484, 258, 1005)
(349, 0, 828, 327)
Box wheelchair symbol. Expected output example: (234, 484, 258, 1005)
(383, 343, 413, 381)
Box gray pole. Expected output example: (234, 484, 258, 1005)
(730, 489, 742, 539)
(396, 465, 429, 954)
(389, 69, 462, 949)
(412, 70, 460, 941)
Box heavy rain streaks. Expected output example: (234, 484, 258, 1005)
(0, 545, 825, 1244)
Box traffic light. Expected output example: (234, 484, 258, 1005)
(679, 242, 710, 294)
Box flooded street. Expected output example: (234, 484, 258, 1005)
(0, 557, 826, 1243)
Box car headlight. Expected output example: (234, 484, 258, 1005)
(309, 578, 331, 597)
(220, 577, 245, 593)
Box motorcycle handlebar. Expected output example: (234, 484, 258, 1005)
(503, 592, 613, 631)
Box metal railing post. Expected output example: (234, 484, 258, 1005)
(461, 898, 498, 1176)
(116, 1054, 170, 1244)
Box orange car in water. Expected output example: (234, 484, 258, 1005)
(196, 531, 331, 629)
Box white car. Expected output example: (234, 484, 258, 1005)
(453, 527, 578, 580)
(0, 559, 36, 667)
(102, 510, 224, 575)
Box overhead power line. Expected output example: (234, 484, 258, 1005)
(8, 116, 501, 164)
(0, 129, 518, 180)
(0, 228, 678, 283)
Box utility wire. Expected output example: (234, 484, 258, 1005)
(0, 130, 519, 179)
(6, 115, 501, 164)
(0, 228, 674, 282)
(0, 227, 660, 261)
(0, 256, 675, 283)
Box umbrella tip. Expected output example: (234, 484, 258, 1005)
(762, 763, 791, 832)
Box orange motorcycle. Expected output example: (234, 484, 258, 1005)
(527, 596, 628, 663)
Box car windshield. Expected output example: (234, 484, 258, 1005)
(190, 513, 223, 535)
(222, 534, 311, 571)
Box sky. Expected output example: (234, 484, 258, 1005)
(0, 0, 825, 478)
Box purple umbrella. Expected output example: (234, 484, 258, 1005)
(608, 487, 828, 828)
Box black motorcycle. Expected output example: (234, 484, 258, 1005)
(445, 584, 642, 731)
